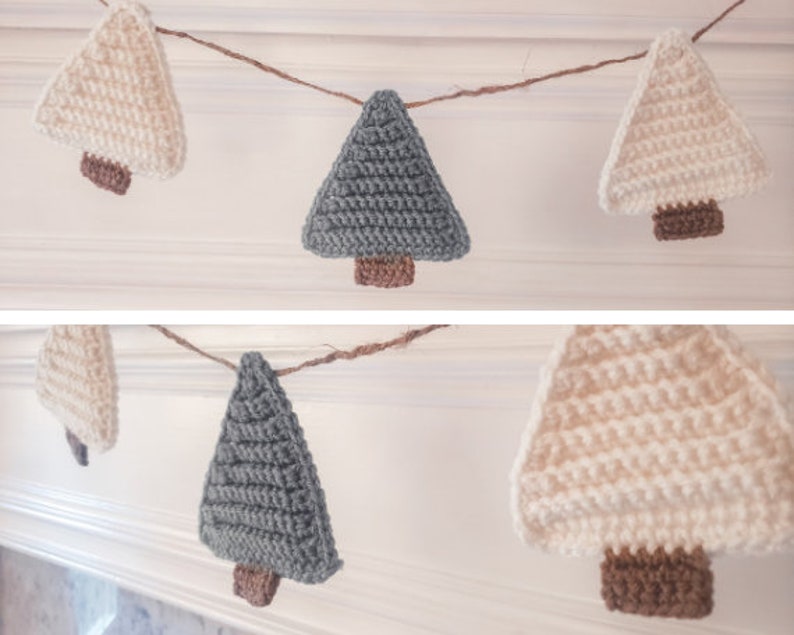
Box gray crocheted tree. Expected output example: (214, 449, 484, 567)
(199, 352, 342, 607)
(302, 89, 470, 288)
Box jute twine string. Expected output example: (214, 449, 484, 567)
(94, 0, 747, 109)
(149, 325, 449, 375)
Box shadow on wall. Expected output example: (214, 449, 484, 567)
(0, 547, 249, 635)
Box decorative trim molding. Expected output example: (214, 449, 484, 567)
(0, 476, 771, 635)
(0, 325, 792, 407)
(1, 4, 792, 121)
(2, 2, 793, 44)
(1, 235, 792, 309)
(3, 59, 790, 123)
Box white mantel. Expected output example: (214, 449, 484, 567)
(0, 1, 792, 309)
(0, 324, 792, 634)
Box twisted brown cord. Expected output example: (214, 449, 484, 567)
(150, 325, 238, 370)
(150, 325, 449, 375)
(276, 324, 448, 376)
(94, 0, 747, 109)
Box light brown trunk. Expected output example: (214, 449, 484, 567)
(233, 563, 281, 607)
(80, 152, 132, 195)
(64, 428, 88, 467)
(354, 255, 415, 288)
(601, 546, 713, 619)
(652, 199, 723, 241)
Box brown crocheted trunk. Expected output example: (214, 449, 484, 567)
(601, 547, 713, 619)
(355, 255, 415, 288)
(64, 428, 88, 467)
(652, 200, 724, 241)
(233, 563, 281, 607)
(80, 152, 132, 195)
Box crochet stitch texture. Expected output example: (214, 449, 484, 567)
(303, 89, 470, 261)
(598, 29, 770, 215)
(32, 0, 185, 180)
(36, 325, 118, 453)
(199, 352, 342, 584)
(511, 325, 794, 556)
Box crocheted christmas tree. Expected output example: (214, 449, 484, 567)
(36, 325, 118, 466)
(303, 90, 470, 288)
(32, 0, 185, 195)
(511, 325, 794, 619)
(599, 29, 770, 241)
(199, 352, 342, 607)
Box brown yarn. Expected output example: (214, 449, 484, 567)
(80, 153, 132, 195)
(64, 428, 89, 466)
(150, 325, 238, 371)
(149, 324, 448, 375)
(277, 324, 447, 376)
(601, 546, 713, 619)
(94, 0, 746, 110)
(652, 200, 724, 241)
(355, 255, 415, 288)
(233, 563, 281, 607)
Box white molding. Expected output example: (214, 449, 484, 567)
(0, 325, 791, 407)
(0, 328, 791, 633)
(0, 476, 773, 635)
(1, 5, 792, 121)
(1, 235, 793, 309)
(2, 2, 793, 44)
(2, 57, 790, 123)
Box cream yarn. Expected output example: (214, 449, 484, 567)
(32, 0, 185, 178)
(36, 326, 118, 452)
(510, 325, 794, 556)
(599, 29, 770, 215)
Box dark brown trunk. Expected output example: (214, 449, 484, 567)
(601, 546, 713, 619)
(354, 255, 415, 288)
(64, 428, 88, 466)
(233, 563, 281, 607)
(652, 199, 723, 240)
(80, 152, 132, 195)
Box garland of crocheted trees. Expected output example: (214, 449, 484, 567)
(32, 1, 770, 287)
(35, 325, 794, 618)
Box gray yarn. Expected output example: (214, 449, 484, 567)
(199, 352, 342, 584)
(302, 89, 470, 261)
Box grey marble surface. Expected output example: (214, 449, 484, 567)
(0, 547, 252, 635)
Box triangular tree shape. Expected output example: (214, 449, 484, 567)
(511, 325, 794, 618)
(599, 29, 770, 240)
(36, 325, 118, 466)
(32, 0, 185, 195)
(303, 89, 470, 287)
(200, 352, 342, 607)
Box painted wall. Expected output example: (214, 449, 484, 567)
(0, 1, 792, 308)
(0, 325, 792, 634)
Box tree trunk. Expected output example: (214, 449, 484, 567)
(354, 255, 415, 288)
(80, 152, 132, 195)
(600, 546, 713, 618)
(233, 563, 281, 607)
(64, 428, 88, 467)
(652, 199, 723, 240)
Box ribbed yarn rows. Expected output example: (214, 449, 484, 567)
(599, 29, 770, 215)
(511, 325, 794, 556)
(32, 0, 185, 179)
(601, 546, 713, 618)
(199, 352, 342, 584)
(35, 325, 118, 452)
(303, 89, 470, 261)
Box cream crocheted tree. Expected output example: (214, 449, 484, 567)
(511, 325, 794, 619)
(36, 325, 118, 466)
(599, 30, 770, 241)
(32, 0, 185, 195)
